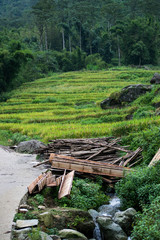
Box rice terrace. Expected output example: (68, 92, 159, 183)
(0, 68, 160, 144)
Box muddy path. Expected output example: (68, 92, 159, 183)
(0, 146, 45, 240)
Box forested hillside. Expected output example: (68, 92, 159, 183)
(1, 0, 160, 94)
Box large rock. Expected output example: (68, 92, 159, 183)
(101, 84, 152, 109)
(150, 73, 160, 84)
(98, 196, 121, 217)
(113, 208, 137, 235)
(97, 216, 127, 240)
(39, 231, 53, 240)
(16, 219, 38, 229)
(38, 208, 94, 238)
(16, 140, 46, 154)
(59, 229, 88, 239)
(12, 227, 32, 240)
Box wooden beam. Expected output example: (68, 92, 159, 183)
(50, 154, 130, 178)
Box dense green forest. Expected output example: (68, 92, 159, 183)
(0, 0, 160, 93)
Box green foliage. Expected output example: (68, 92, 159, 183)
(57, 178, 109, 210)
(46, 228, 59, 235)
(28, 228, 42, 240)
(133, 106, 154, 120)
(131, 196, 160, 240)
(115, 162, 160, 210)
(34, 194, 44, 205)
(14, 211, 37, 222)
(85, 54, 107, 70)
(122, 126, 160, 164)
(9, 132, 31, 145)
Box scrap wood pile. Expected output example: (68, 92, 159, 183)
(28, 137, 143, 198)
(36, 137, 142, 168)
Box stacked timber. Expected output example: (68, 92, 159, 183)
(49, 153, 131, 178)
(37, 137, 142, 168)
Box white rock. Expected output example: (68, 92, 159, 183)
(16, 219, 38, 229)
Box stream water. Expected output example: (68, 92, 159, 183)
(89, 195, 131, 240)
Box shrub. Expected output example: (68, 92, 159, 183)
(133, 106, 154, 120)
(115, 162, 160, 211)
(131, 196, 160, 240)
(57, 178, 109, 210)
(34, 194, 44, 205)
(9, 132, 31, 145)
(122, 126, 160, 164)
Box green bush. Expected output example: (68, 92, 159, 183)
(122, 126, 160, 164)
(28, 228, 42, 240)
(131, 196, 160, 240)
(34, 194, 44, 205)
(133, 106, 154, 120)
(57, 178, 109, 210)
(115, 162, 160, 211)
(9, 132, 31, 145)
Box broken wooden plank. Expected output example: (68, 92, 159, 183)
(58, 170, 75, 199)
(28, 171, 52, 194)
(46, 175, 56, 186)
(28, 173, 44, 194)
(58, 170, 66, 197)
(149, 148, 160, 166)
(50, 154, 130, 178)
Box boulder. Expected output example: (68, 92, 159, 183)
(40, 231, 53, 240)
(150, 73, 160, 84)
(50, 235, 61, 240)
(16, 140, 46, 154)
(98, 196, 121, 217)
(88, 209, 99, 219)
(38, 208, 94, 239)
(113, 208, 137, 235)
(59, 229, 88, 240)
(16, 219, 38, 229)
(97, 216, 127, 240)
(12, 227, 32, 240)
(101, 84, 152, 109)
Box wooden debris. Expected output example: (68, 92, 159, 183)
(58, 170, 75, 199)
(49, 153, 130, 178)
(36, 137, 142, 168)
(149, 148, 160, 166)
(28, 171, 61, 194)
(28, 173, 44, 194)
(123, 147, 142, 167)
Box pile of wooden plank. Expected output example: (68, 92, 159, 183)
(36, 137, 142, 168)
(28, 170, 75, 199)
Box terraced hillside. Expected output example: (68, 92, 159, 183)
(0, 69, 160, 144)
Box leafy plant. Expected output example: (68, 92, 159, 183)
(131, 197, 160, 240)
(57, 178, 109, 210)
(34, 194, 44, 205)
(28, 228, 42, 240)
(115, 162, 160, 211)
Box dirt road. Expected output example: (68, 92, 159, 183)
(0, 146, 45, 240)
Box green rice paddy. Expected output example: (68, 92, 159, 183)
(0, 68, 160, 143)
